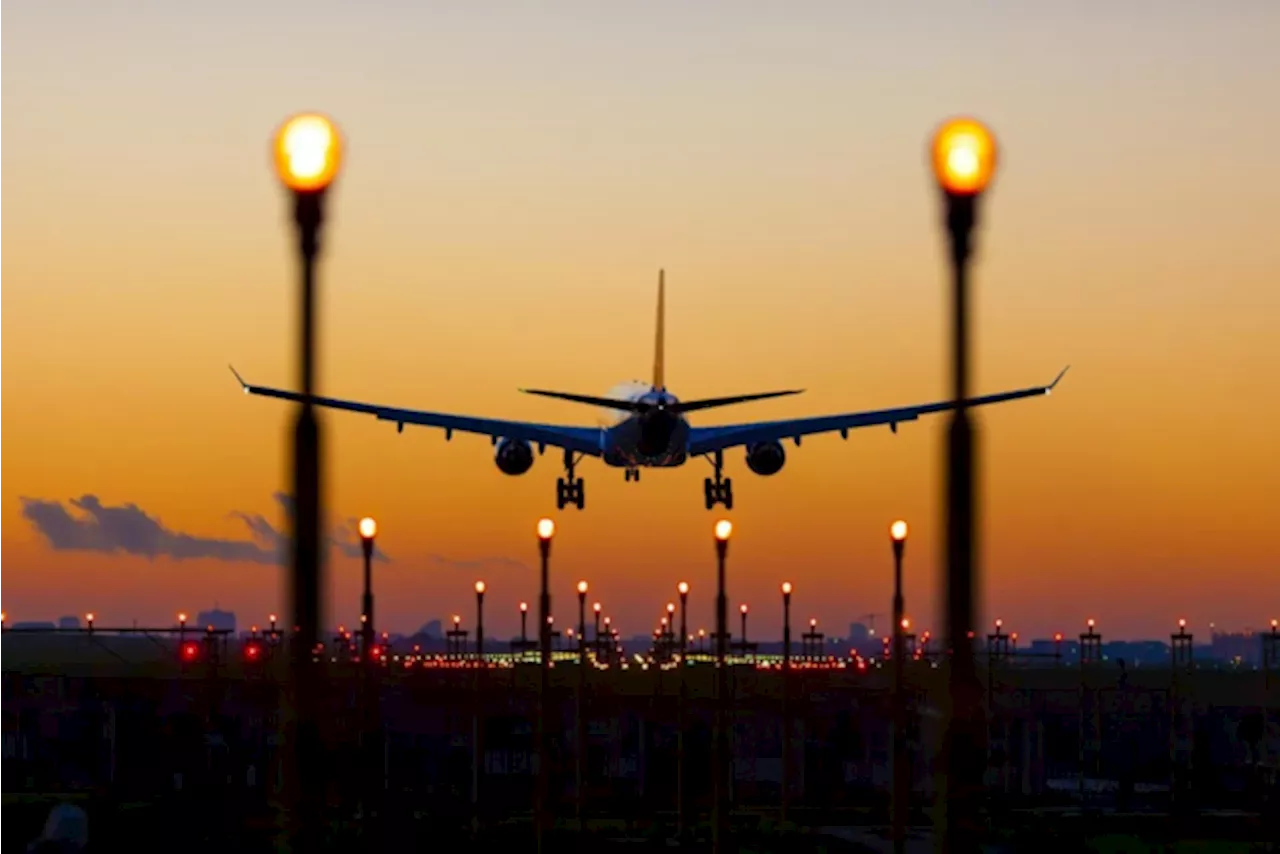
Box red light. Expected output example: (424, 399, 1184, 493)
(244, 642, 262, 661)
(181, 641, 200, 661)
(370, 645, 382, 660)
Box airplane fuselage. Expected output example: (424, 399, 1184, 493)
(601, 387, 690, 468)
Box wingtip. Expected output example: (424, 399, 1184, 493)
(1049, 365, 1071, 390)
(228, 364, 248, 390)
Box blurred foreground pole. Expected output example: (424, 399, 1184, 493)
(930, 117, 998, 854)
(272, 112, 344, 854)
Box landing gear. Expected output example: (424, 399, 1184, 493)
(556, 450, 586, 510)
(703, 450, 733, 510)
(624, 468, 641, 482)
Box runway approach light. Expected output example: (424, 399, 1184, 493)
(273, 113, 343, 193)
(678, 581, 689, 595)
(358, 517, 378, 541)
(931, 117, 998, 196)
(782, 581, 792, 595)
(890, 520, 908, 542)
(537, 518, 556, 541)
(475, 581, 486, 595)
(714, 520, 733, 542)
(578, 581, 589, 595)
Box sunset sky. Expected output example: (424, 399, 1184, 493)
(4, 0, 1277, 641)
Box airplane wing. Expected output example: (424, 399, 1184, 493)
(687, 367, 1069, 457)
(230, 367, 603, 456)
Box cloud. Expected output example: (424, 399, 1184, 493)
(20, 492, 389, 565)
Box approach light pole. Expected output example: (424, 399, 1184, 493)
(930, 116, 997, 854)
(359, 517, 378, 659)
(535, 518, 555, 854)
(890, 519, 909, 854)
(474, 581, 487, 662)
(781, 580, 794, 825)
(272, 111, 343, 854)
(713, 519, 733, 854)
(575, 579, 589, 833)
(677, 579, 691, 840)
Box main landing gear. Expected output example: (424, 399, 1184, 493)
(556, 450, 586, 510)
(703, 450, 733, 510)
(624, 468, 641, 482)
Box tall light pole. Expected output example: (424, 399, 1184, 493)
(740, 604, 749, 651)
(359, 517, 378, 660)
(473, 579, 487, 839)
(272, 112, 343, 854)
(780, 580, 793, 825)
(890, 519, 910, 854)
(676, 579, 690, 840)
(535, 517, 556, 854)
(593, 602, 602, 653)
(930, 116, 998, 854)
(576, 579, 589, 833)
(520, 601, 530, 647)
(713, 519, 733, 854)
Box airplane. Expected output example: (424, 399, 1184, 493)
(231, 270, 1068, 511)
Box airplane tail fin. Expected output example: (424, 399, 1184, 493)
(653, 269, 665, 391)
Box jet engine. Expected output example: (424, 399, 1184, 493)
(494, 438, 535, 475)
(745, 441, 786, 476)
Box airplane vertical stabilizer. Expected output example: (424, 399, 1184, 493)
(653, 269, 666, 390)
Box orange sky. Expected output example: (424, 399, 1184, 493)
(3, 1, 1278, 640)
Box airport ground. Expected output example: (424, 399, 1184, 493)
(4, 633, 1279, 851)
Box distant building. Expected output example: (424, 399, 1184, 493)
(57, 615, 81, 630)
(197, 608, 236, 633)
(11, 621, 55, 631)
(1210, 630, 1262, 666)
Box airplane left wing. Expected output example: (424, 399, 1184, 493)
(230, 367, 603, 456)
(687, 367, 1069, 456)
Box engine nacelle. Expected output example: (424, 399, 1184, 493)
(494, 438, 535, 475)
(745, 441, 786, 476)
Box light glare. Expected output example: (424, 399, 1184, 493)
(930, 117, 997, 195)
(358, 517, 378, 540)
(273, 113, 343, 192)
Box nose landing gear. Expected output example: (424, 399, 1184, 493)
(624, 468, 641, 482)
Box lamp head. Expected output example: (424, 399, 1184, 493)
(809, 617, 817, 627)
(931, 117, 998, 196)
(678, 581, 689, 595)
(901, 617, 910, 630)
(593, 602, 601, 613)
(577, 580, 588, 595)
(537, 518, 556, 541)
(86, 612, 95, 623)
(995, 618, 1003, 628)
(269, 613, 277, 624)
(178, 612, 187, 623)
(475, 580, 486, 595)
(740, 604, 748, 615)
(667, 602, 675, 614)
(520, 602, 528, 613)
(890, 519, 908, 542)
(1178, 617, 1186, 629)
(781, 581, 792, 596)
(1054, 632, 1063, 642)
(358, 516, 377, 541)
(714, 519, 733, 542)
(1087, 618, 1096, 628)
(273, 113, 343, 193)
(453, 615, 460, 625)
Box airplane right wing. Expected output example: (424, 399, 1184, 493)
(687, 367, 1069, 456)
(230, 367, 603, 456)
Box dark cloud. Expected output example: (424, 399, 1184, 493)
(20, 492, 390, 565)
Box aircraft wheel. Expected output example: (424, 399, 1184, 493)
(556, 478, 567, 510)
(575, 479, 586, 509)
(704, 478, 715, 510)
(723, 478, 734, 510)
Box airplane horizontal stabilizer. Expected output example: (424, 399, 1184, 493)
(518, 387, 803, 414)
(673, 389, 805, 413)
(518, 389, 649, 412)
